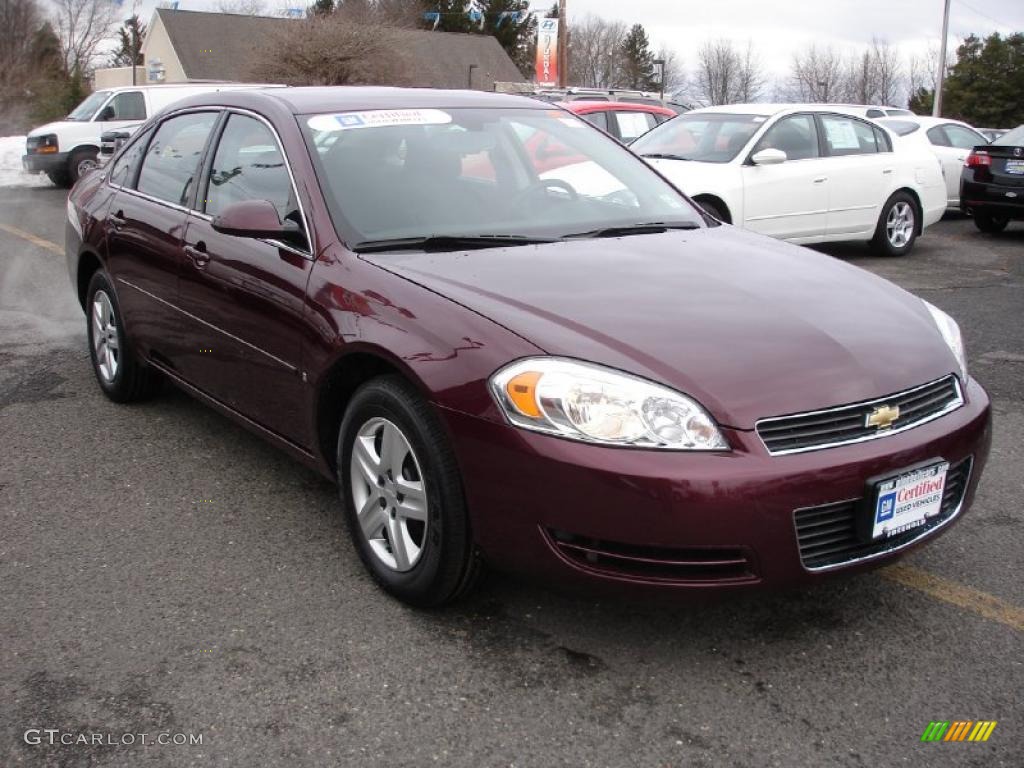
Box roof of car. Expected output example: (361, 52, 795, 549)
(560, 100, 676, 115)
(174, 86, 550, 114)
(878, 115, 978, 130)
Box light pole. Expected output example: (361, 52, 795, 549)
(653, 58, 665, 100)
(933, 0, 951, 116)
(467, 64, 478, 90)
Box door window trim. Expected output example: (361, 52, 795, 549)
(813, 112, 888, 158)
(745, 112, 822, 164)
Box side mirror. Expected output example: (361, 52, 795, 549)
(97, 106, 116, 122)
(211, 199, 306, 247)
(751, 148, 787, 165)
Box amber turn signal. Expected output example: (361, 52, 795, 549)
(505, 371, 543, 418)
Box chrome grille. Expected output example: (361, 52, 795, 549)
(757, 376, 963, 455)
(794, 456, 972, 571)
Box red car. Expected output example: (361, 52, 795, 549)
(67, 88, 990, 607)
(562, 100, 676, 144)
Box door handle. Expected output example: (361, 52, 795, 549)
(108, 210, 126, 229)
(813, 176, 827, 183)
(882, 168, 893, 174)
(184, 243, 210, 268)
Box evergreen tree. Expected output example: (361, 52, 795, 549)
(942, 32, 1024, 127)
(421, 1, 538, 77)
(908, 86, 933, 115)
(109, 15, 147, 68)
(308, 0, 335, 16)
(618, 24, 656, 90)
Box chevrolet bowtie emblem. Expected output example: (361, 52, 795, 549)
(866, 404, 900, 429)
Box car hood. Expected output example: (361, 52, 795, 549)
(644, 157, 739, 197)
(362, 226, 958, 429)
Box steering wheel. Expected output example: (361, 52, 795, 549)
(510, 179, 579, 211)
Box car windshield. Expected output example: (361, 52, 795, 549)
(301, 107, 703, 247)
(630, 113, 765, 162)
(993, 125, 1024, 146)
(67, 91, 111, 121)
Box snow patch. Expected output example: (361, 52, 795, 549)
(0, 136, 53, 188)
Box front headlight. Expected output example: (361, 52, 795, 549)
(923, 300, 967, 379)
(489, 357, 729, 450)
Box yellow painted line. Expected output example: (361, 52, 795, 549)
(882, 564, 1024, 632)
(0, 222, 63, 255)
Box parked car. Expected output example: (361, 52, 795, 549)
(960, 124, 1024, 233)
(23, 83, 281, 187)
(978, 128, 1008, 143)
(561, 101, 675, 144)
(631, 104, 946, 255)
(67, 88, 990, 606)
(823, 104, 916, 119)
(879, 116, 989, 208)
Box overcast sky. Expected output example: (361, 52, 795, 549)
(124, 0, 1022, 83)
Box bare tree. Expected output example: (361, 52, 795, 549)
(1, 0, 41, 91)
(870, 37, 902, 105)
(50, 0, 116, 73)
(217, 0, 267, 14)
(693, 39, 763, 106)
(249, 11, 411, 85)
(567, 14, 627, 88)
(655, 46, 685, 98)
(786, 43, 845, 101)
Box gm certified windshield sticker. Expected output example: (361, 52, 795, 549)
(308, 110, 452, 132)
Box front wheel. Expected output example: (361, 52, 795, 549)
(337, 376, 479, 607)
(86, 271, 161, 402)
(68, 147, 99, 186)
(872, 192, 919, 256)
(973, 211, 1009, 234)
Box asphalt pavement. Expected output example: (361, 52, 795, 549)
(1, 184, 1021, 767)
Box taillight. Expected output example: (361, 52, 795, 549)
(965, 151, 991, 168)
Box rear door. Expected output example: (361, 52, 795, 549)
(104, 111, 219, 365)
(176, 111, 313, 446)
(740, 113, 828, 240)
(818, 113, 890, 237)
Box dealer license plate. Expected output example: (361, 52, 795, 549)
(1005, 159, 1024, 175)
(871, 462, 948, 540)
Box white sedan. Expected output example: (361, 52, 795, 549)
(878, 116, 990, 208)
(631, 104, 946, 256)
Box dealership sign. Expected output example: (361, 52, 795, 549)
(535, 19, 559, 86)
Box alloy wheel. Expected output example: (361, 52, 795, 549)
(91, 290, 119, 382)
(886, 201, 915, 248)
(77, 156, 98, 179)
(349, 417, 429, 572)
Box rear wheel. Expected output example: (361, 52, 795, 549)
(973, 211, 1009, 234)
(86, 271, 161, 402)
(872, 192, 918, 256)
(337, 376, 479, 607)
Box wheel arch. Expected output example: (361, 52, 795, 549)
(691, 193, 733, 224)
(892, 187, 924, 235)
(76, 248, 103, 310)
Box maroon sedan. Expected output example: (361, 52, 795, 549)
(66, 88, 991, 606)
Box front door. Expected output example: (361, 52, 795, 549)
(741, 113, 828, 240)
(175, 112, 313, 447)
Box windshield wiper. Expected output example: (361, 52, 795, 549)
(563, 222, 700, 239)
(353, 234, 558, 253)
(640, 152, 693, 161)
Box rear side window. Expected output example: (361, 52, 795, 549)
(205, 114, 303, 234)
(613, 111, 656, 143)
(580, 111, 608, 132)
(108, 91, 146, 121)
(943, 124, 985, 149)
(137, 112, 218, 207)
(866, 108, 885, 118)
(821, 115, 880, 155)
(109, 127, 152, 188)
(926, 126, 952, 147)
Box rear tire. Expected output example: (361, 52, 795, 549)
(337, 376, 480, 607)
(872, 192, 919, 256)
(973, 211, 1009, 234)
(86, 270, 161, 403)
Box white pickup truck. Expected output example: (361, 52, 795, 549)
(23, 83, 280, 187)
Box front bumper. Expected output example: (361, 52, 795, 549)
(960, 179, 1024, 219)
(441, 376, 991, 595)
(22, 152, 68, 174)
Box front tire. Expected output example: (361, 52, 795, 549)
(337, 376, 479, 607)
(86, 271, 161, 402)
(68, 147, 98, 186)
(872, 192, 919, 256)
(973, 211, 1009, 234)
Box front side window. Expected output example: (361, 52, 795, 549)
(820, 115, 880, 156)
(137, 112, 218, 207)
(205, 114, 303, 238)
(104, 91, 146, 121)
(109, 127, 152, 188)
(753, 114, 819, 160)
(303, 107, 702, 245)
(580, 111, 608, 132)
(926, 126, 952, 147)
(631, 113, 765, 163)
